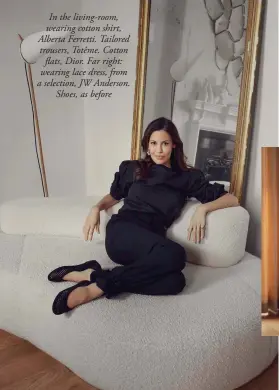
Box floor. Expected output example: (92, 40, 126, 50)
(0, 330, 277, 390)
(262, 316, 279, 336)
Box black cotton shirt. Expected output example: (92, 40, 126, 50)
(109, 160, 228, 230)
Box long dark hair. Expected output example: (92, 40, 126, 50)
(135, 117, 193, 180)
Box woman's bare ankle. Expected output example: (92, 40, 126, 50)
(87, 283, 104, 299)
(66, 283, 104, 309)
(63, 268, 93, 282)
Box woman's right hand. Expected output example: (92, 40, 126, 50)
(83, 206, 100, 241)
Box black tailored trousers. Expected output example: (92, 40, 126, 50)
(94, 213, 187, 299)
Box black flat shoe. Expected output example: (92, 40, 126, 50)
(47, 260, 102, 282)
(52, 280, 92, 315)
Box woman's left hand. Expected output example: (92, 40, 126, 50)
(187, 205, 207, 244)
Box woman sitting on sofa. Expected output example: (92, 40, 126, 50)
(48, 117, 239, 315)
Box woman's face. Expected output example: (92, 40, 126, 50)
(148, 130, 175, 167)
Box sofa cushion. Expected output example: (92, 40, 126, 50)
(167, 200, 249, 267)
(0, 250, 276, 390)
(0, 196, 103, 239)
(0, 196, 249, 267)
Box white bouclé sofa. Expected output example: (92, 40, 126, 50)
(0, 196, 277, 390)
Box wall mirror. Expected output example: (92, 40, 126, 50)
(131, 0, 264, 202)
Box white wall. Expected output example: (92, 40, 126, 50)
(82, 0, 139, 196)
(243, 0, 278, 257)
(0, 0, 85, 202)
(0, 0, 139, 203)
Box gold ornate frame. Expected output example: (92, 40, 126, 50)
(261, 147, 279, 316)
(131, 0, 264, 203)
(130, 0, 151, 161)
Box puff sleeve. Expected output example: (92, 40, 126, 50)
(186, 169, 228, 204)
(109, 160, 134, 200)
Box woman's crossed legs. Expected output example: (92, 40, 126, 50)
(51, 217, 187, 313)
